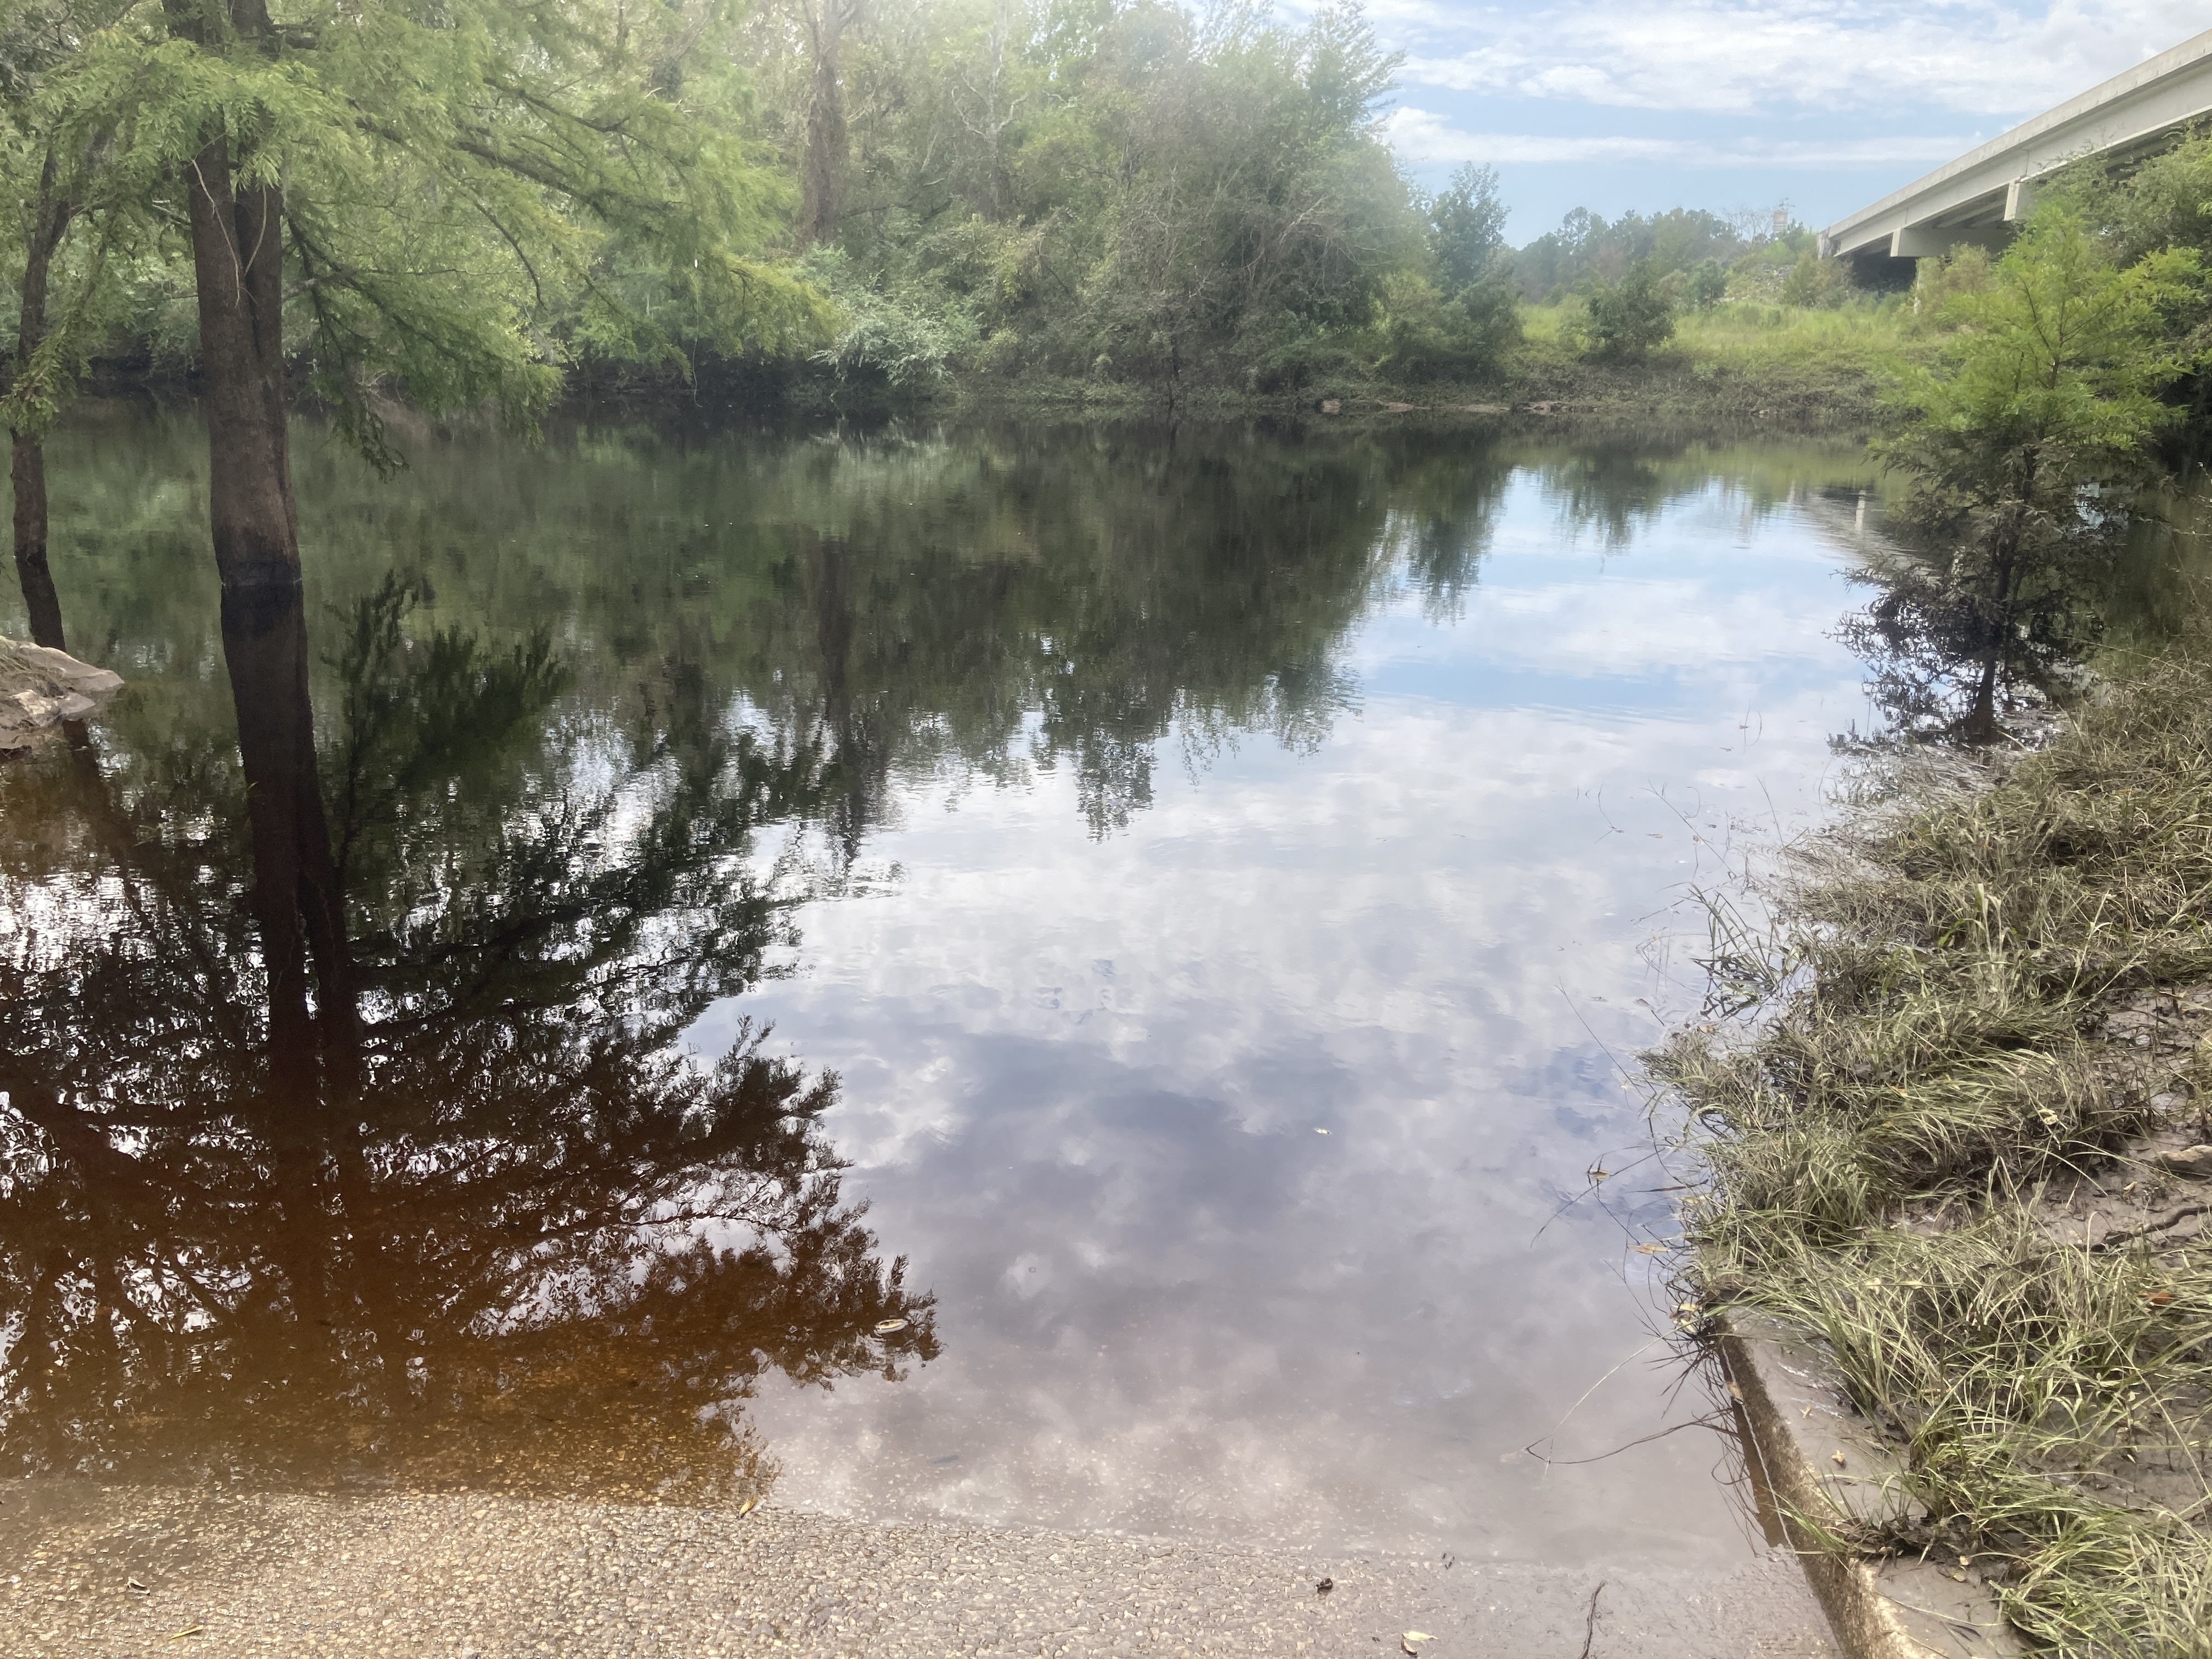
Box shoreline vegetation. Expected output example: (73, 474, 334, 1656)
(58, 290, 1915, 438)
(1651, 162, 2212, 1655)
(1660, 652, 2212, 1654)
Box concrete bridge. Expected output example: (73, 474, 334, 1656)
(1821, 27, 2212, 269)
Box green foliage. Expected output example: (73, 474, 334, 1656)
(1570, 257, 1675, 363)
(2066, 132, 2212, 460)
(732, 0, 1424, 396)
(1779, 249, 1855, 309)
(1875, 201, 2200, 733)
(1510, 205, 1760, 302)
(1364, 268, 1517, 380)
(1679, 258, 1728, 311)
(1893, 204, 2194, 497)
(8, 0, 831, 466)
(1912, 244, 1995, 319)
(798, 246, 978, 386)
(0, 0, 153, 443)
(2086, 128, 2212, 267)
(1427, 161, 1507, 294)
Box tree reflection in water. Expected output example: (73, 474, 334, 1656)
(0, 580, 935, 1502)
(2, 419, 1911, 1505)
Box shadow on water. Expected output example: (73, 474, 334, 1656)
(0, 578, 935, 1502)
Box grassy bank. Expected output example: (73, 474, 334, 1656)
(1657, 648, 2212, 1653)
(76, 296, 1924, 438)
(944, 298, 1928, 435)
(1497, 301, 1921, 430)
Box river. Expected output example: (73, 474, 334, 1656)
(1, 409, 1889, 1611)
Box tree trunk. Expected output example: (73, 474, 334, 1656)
(800, 0, 852, 246)
(221, 582, 362, 1350)
(12, 434, 66, 651)
(981, 0, 1010, 221)
(10, 149, 74, 652)
(1964, 650, 2001, 744)
(185, 129, 298, 592)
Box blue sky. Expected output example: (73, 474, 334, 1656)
(1330, 1, 2210, 242)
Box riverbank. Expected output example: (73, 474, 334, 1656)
(1658, 647, 2212, 1655)
(61, 298, 1912, 439)
(944, 302, 1916, 433)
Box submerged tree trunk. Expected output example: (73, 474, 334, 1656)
(800, 0, 855, 246)
(10, 148, 75, 652)
(11, 435, 65, 651)
(221, 583, 352, 1092)
(811, 534, 880, 864)
(221, 580, 360, 1334)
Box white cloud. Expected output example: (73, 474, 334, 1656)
(1370, 2, 2210, 119)
(1384, 106, 1982, 168)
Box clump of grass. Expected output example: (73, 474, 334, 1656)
(1669, 301, 1921, 377)
(1516, 298, 1923, 378)
(1657, 647, 2212, 1653)
(1740, 1214, 2212, 1652)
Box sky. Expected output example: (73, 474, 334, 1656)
(1336, 1, 2212, 242)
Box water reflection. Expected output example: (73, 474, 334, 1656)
(1811, 467, 2212, 746)
(5, 412, 1897, 1561)
(0, 580, 934, 1498)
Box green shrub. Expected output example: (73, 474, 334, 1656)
(1681, 258, 1730, 311)
(1780, 250, 1856, 309)
(1368, 267, 1521, 380)
(798, 249, 977, 388)
(1571, 258, 1675, 362)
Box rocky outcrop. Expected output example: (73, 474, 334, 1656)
(0, 640, 124, 750)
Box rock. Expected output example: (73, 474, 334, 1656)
(2152, 1144, 2212, 1180)
(0, 640, 123, 750)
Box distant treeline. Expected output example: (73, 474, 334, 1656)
(1, 0, 1882, 417)
(686, 0, 1861, 394)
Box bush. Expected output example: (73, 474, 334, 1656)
(1571, 258, 1675, 362)
(1681, 258, 1729, 311)
(1780, 250, 1856, 309)
(1368, 266, 1522, 380)
(798, 249, 977, 388)
(1912, 245, 1995, 319)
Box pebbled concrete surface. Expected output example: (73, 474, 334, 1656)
(2, 1479, 1836, 1658)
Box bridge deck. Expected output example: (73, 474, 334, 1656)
(1822, 29, 2212, 263)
